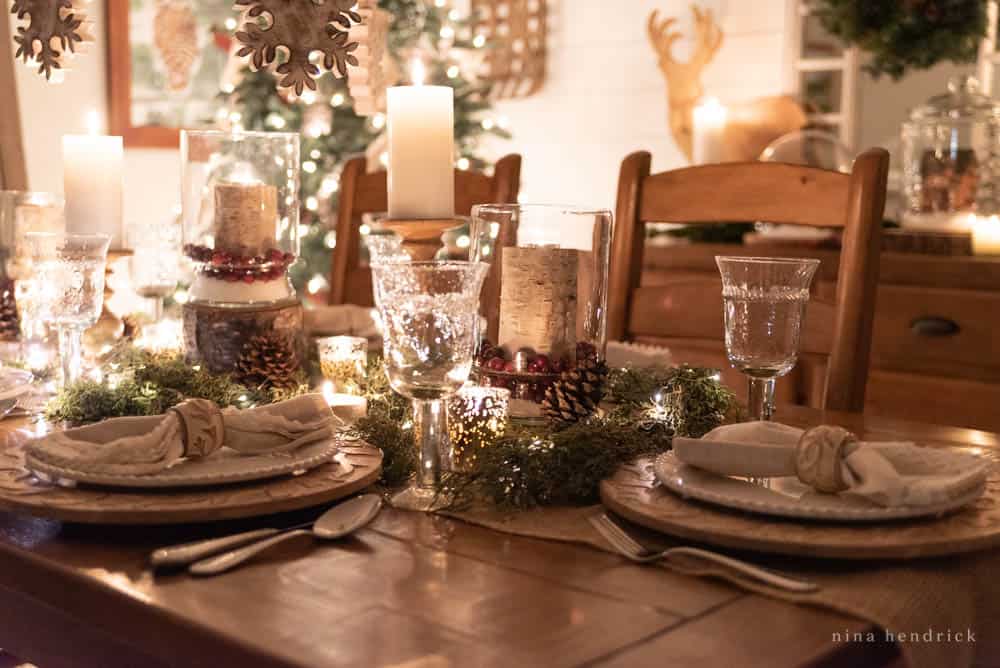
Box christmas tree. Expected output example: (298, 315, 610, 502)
(219, 0, 511, 296)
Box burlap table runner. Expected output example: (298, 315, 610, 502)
(448, 503, 1000, 668)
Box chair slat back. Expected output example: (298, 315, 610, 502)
(609, 148, 889, 412)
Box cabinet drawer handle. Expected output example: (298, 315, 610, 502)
(910, 316, 960, 337)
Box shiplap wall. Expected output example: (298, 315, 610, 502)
(487, 0, 790, 209)
(9, 0, 790, 224)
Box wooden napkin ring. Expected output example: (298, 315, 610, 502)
(795, 425, 858, 493)
(169, 399, 225, 459)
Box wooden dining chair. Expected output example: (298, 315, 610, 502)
(608, 148, 890, 412)
(328, 154, 522, 307)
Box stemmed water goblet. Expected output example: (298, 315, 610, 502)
(128, 220, 180, 324)
(716, 256, 820, 421)
(25, 233, 111, 386)
(370, 260, 489, 511)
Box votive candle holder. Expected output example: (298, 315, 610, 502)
(317, 335, 368, 395)
(448, 385, 510, 472)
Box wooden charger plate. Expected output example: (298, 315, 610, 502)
(0, 438, 382, 525)
(600, 456, 1000, 560)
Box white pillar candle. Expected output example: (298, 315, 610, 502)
(62, 112, 124, 248)
(692, 97, 728, 165)
(387, 59, 454, 219)
(972, 214, 1000, 255)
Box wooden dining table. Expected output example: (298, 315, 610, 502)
(1, 404, 995, 668)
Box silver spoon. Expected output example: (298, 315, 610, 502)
(188, 494, 382, 576)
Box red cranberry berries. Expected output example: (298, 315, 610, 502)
(184, 244, 295, 283)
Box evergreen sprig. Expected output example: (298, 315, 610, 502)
(44, 346, 308, 425)
(355, 359, 740, 510)
(815, 0, 988, 80)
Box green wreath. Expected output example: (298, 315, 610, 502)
(815, 0, 989, 80)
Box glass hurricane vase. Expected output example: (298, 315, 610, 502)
(716, 256, 819, 421)
(370, 260, 489, 511)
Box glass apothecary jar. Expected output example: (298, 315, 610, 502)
(469, 204, 611, 419)
(901, 76, 1000, 229)
(181, 130, 300, 306)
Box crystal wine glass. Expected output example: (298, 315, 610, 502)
(25, 233, 110, 386)
(716, 256, 819, 421)
(371, 260, 489, 511)
(128, 220, 180, 323)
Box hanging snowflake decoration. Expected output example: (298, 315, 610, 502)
(233, 0, 361, 96)
(10, 0, 94, 81)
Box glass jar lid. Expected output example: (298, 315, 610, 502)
(908, 76, 1000, 122)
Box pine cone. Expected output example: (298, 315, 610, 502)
(236, 333, 299, 390)
(542, 357, 608, 427)
(0, 279, 19, 342)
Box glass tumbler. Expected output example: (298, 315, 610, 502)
(716, 256, 819, 421)
(370, 260, 489, 511)
(25, 233, 111, 386)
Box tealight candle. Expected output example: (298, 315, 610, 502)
(972, 214, 1000, 255)
(692, 97, 727, 165)
(317, 335, 368, 395)
(62, 111, 124, 248)
(322, 381, 368, 423)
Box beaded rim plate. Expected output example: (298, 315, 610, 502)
(600, 455, 1000, 560)
(24, 438, 339, 489)
(654, 451, 986, 522)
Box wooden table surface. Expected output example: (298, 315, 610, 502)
(2, 405, 996, 668)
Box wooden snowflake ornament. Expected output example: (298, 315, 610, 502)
(11, 0, 94, 81)
(233, 0, 361, 96)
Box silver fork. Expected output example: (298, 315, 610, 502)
(589, 513, 819, 593)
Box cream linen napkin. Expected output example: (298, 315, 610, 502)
(25, 394, 337, 476)
(673, 422, 989, 508)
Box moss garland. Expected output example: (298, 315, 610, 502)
(44, 347, 738, 507)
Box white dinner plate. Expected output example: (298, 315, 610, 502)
(25, 438, 340, 489)
(654, 450, 986, 522)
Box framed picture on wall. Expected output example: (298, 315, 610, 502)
(107, 0, 237, 147)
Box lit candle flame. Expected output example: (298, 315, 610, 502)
(410, 58, 426, 86)
(85, 109, 101, 135)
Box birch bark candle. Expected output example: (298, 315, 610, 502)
(214, 181, 278, 256)
(692, 97, 727, 165)
(498, 246, 579, 361)
(62, 112, 124, 248)
(387, 59, 455, 219)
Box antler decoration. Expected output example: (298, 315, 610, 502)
(10, 0, 93, 81)
(647, 5, 723, 160)
(233, 0, 361, 96)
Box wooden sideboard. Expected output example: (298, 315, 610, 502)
(640, 241, 1000, 432)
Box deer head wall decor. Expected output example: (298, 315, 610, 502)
(647, 5, 723, 161)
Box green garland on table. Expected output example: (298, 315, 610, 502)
(45, 346, 309, 425)
(814, 0, 989, 80)
(43, 349, 739, 505)
(351, 361, 740, 510)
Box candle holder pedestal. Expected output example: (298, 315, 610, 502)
(379, 218, 461, 261)
(84, 249, 133, 347)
